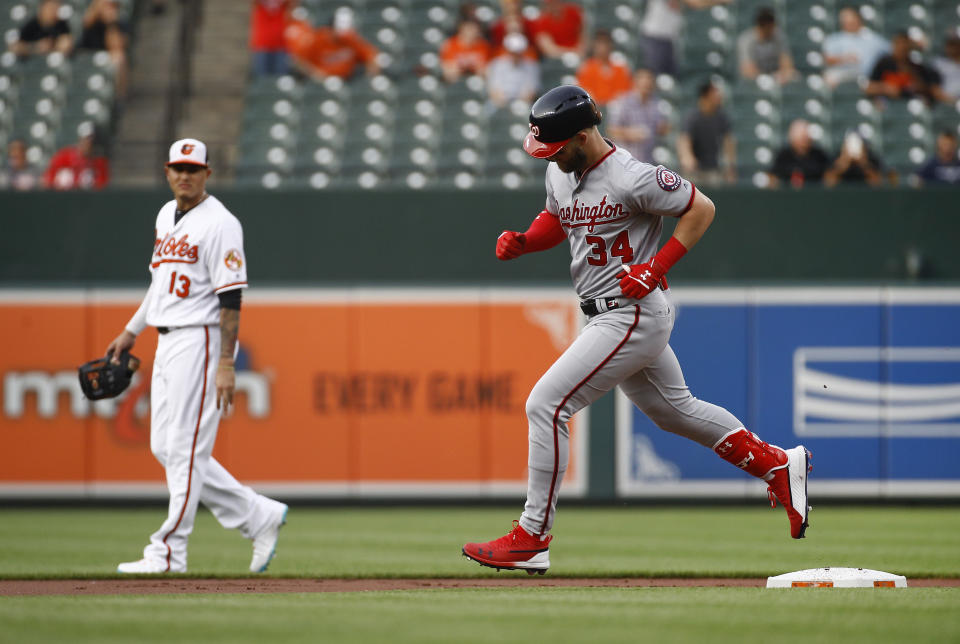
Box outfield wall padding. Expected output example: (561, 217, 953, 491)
(1, 187, 958, 285)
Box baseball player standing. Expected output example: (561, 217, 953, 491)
(462, 86, 811, 574)
(107, 139, 288, 573)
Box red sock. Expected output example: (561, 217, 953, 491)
(713, 428, 787, 481)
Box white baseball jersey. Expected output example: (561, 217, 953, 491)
(136, 195, 247, 329)
(544, 145, 695, 300)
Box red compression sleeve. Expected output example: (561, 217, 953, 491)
(523, 210, 566, 253)
(651, 236, 688, 273)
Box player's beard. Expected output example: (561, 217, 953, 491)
(555, 147, 589, 175)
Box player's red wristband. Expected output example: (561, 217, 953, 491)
(652, 236, 688, 273)
(523, 210, 566, 253)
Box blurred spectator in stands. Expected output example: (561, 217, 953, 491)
(0, 139, 40, 191)
(823, 131, 884, 186)
(822, 5, 889, 88)
(866, 32, 949, 104)
(8, 0, 73, 58)
(440, 18, 492, 83)
(457, 2, 479, 22)
(250, 0, 291, 77)
(639, 0, 731, 77)
(915, 130, 960, 185)
(486, 32, 539, 109)
(606, 68, 667, 164)
(933, 34, 960, 99)
(676, 80, 736, 185)
(286, 7, 379, 81)
(284, 7, 314, 65)
(45, 123, 109, 190)
(765, 119, 830, 188)
(529, 0, 585, 59)
(149, 0, 167, 15)
(576, 30, 631, 105)
(737, 6, 795, 85)
(489, 0, 534, 51)
(79, 0, 129, 98)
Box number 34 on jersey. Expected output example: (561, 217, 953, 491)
(584, 230, 635, 267)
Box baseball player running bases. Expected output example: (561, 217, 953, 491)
(107, 139, 287, 573)
(462, 86, 811, 574)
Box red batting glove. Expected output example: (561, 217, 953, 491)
(616, 260, 665, 300)
(496, 231, 526, 260)
(616, 237, 688, 299)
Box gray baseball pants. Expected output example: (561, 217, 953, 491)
(518, 289, 744, 536)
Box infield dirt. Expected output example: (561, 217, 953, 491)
(2, 577, 959, 596)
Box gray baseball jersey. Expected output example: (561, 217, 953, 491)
(544, 146, 695, 300)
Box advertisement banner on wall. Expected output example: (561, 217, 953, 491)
(616, 288, 960, 499)
(0, 289, 586, 499)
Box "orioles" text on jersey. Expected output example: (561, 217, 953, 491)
(152, 233, 200, 267)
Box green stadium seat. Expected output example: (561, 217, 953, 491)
(438, 118, 483, 149)
(295, 143, 342, 172)
(685, 6, 735, 55)
(786, 2, 835, 32)
(243, 120, 299, 149)
(883, 138, 931, 173)
(234, 167, 291, 190)
(287, 167, 343, 190)
(336, 166, 389, 190)
(932, 101, 960, 136)
(792, 26, 828, 73)
(0, 94, 12, 130)
(734, 117, 782, 147)
(395, 74, 444, 101)
(435, 145, 483, 173)
(883, 2, 933, 40)
(732, 90, 783, 129)
(390, 141, 437, 176)
(681, 41, 734, 77)
(783, 74, 829, 102)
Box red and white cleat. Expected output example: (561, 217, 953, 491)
(766, 446, 812, 539)
(462, 520, 552, 574)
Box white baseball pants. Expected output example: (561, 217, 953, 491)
(140, 325, 283, 572)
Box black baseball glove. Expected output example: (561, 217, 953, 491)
(78, 351, 141, 400)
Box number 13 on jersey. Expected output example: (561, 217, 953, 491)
(585, 230, 635, 266)
(168, 271, 191, 298)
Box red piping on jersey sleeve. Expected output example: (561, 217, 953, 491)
(214, 281, 248, 293)
(678, 183, 697, 216)
(523, 210, 566, 253)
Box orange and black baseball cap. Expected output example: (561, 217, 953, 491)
(523, 85, 603, 158)
(166, 138, 208, 167)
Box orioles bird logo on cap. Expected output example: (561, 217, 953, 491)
(181, 143, 195, 155)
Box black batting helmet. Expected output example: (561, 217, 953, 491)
(523, 85, 602, 158)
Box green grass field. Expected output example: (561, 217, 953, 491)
(1, 506, 958, 643)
